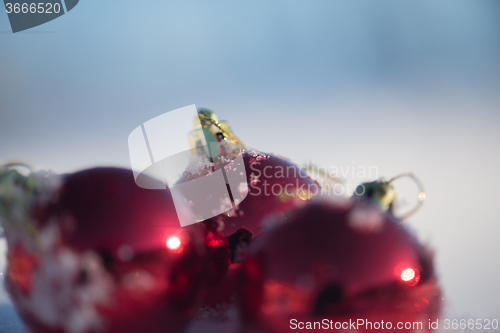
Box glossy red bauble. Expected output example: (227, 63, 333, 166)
(5, 167, 208, 333)
(239, 199, 442, 333)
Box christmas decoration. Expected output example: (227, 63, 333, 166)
(0, 109, 440, 333)
(0, 165, 208, 333)
(239, 199, 441, 333)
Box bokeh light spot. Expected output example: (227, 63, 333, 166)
(166, 236, 181, 250)
(401, 268, 415, 282)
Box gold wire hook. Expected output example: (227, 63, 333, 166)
(388, 173, 426, 220)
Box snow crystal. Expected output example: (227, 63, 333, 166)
(247, 148, 270, 165)
(184, 155, 214, 177)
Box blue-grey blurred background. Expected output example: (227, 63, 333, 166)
(1, 0, 500, 330)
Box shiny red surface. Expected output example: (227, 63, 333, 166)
(240, 200, 442, 333)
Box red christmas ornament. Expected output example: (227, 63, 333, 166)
(176, 148, 320, 313)
(219, 149, 319, 238)
(204, 149, 319, 267)
(175, 149, 320, 266)
(3, 167, 208, 333)
(239, 199, 442, 333)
